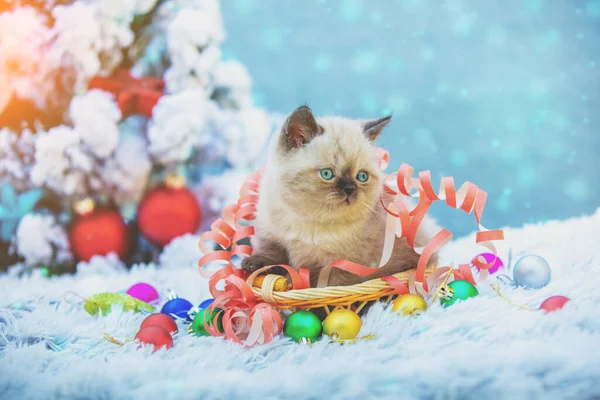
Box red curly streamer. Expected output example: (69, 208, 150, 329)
(381, 276, 410, 295)
(198, 147, 504, 346)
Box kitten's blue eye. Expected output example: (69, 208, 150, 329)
(356, 171, 369, 182)
(320, 168, 334, 180)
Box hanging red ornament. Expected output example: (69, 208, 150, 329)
(69, 199, 129, 262)
(87, 69, 165, 118)
(136, 175, 202, 247)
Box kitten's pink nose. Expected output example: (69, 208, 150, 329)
(337, 178, 356, 196)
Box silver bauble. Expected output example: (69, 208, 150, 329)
(512, 254, 552, 289)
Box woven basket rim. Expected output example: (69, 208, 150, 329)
(251, 265, 436, 308)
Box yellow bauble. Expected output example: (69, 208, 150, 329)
(391, 294, 428, 316)
(322, 309, 362, 340)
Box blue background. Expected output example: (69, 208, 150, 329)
(220, 0, 600, 236)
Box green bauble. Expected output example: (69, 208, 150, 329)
(440, 280, 479, 307)
(191, 309, 223, 336)
(283, 310, 322, 343)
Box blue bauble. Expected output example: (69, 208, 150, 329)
(512, 255, 551, 289)
(198, 298, 214, 309)
(161, 298, 194, 321)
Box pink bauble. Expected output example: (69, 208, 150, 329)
(472, 252, 504, 274)
(127, 283, 159, 304)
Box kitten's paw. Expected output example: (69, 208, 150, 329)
(241, 254, 271, 274)
(241, 255, 288, 276)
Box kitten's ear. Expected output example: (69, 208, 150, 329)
(363, 115, 392, 141)
(282, 105, 322, 150)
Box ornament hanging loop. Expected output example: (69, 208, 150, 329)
(496, 274, 515, 285)
(490, 283, 536, 311)
(61, 290, 87, 305)
(103, 333, 133, 346)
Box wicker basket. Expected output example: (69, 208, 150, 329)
(250, 267, 436, 310)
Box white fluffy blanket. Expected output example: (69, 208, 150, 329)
(1, 208, 599, 400)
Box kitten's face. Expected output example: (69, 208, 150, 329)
(275, 106, 391, 221)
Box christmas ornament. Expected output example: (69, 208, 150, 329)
(198, 298, 214, 309)
(83, 293, 155, 316)
(136, 175, 202, 246)
(161, 297, 194, 321)
(322, 309, 362, 340)
(512, 255, 551, 289)
(472, 252, 503, 274)
(140, 313, 178, 334)
(88, 69, 165, 118)
(0, 184, 43, 241)
(69, 199, 128, 262)
(439, 280, 479, 307)
(391, 294, 428, 316)
(539, 295, 570, 313)
(283, 310, 322, 343)
(190, 308, 223, 337)
(126, 283, 159, 305)
(135, 326, 173, 351)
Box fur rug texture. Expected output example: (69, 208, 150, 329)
(1, 208, 600, 400)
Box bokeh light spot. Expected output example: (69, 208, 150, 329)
(564, 179, 591, 201)
(437, 82, 449, 94)
(530, 79, 550, 99)
(314, 54, 333, 72)
(487, 25, 507, 46)
(504, 115, 523, 132)
(586, 0, 600, 18)
(360, 93, 378, 113)
(420, 47, 436, 62)
(412, 128, 438, 152)
(517, 166, 537, 187)
(450, 150, 468, 167)
(452, 13, 478, 36)
(233, 0, 256, 15)
(387, 57, 404, 73)
(339, 0, 363, 22)
(526, 0, 545, 11)
(500, 142, 524, 162)
(369, 10, 384, 24)
(495, 196, 512, 212)
(261, 28, 282, 50)
(547, 142, 564, 158)
(535, 29, 561, 52)
(551, 113, 570, 130)
(351, 50, 379, 73)
(388, 95, 410, 114)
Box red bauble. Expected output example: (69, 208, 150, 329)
(140, 313, 178, 334)
(69, 208, 128, 262)
(134, 326, 174, 352)
(88, 69, 165, 118)
(137, 184, 202, 246)
(539, 295, 570, 313)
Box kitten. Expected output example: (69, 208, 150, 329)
(241, 105, 439, 287)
